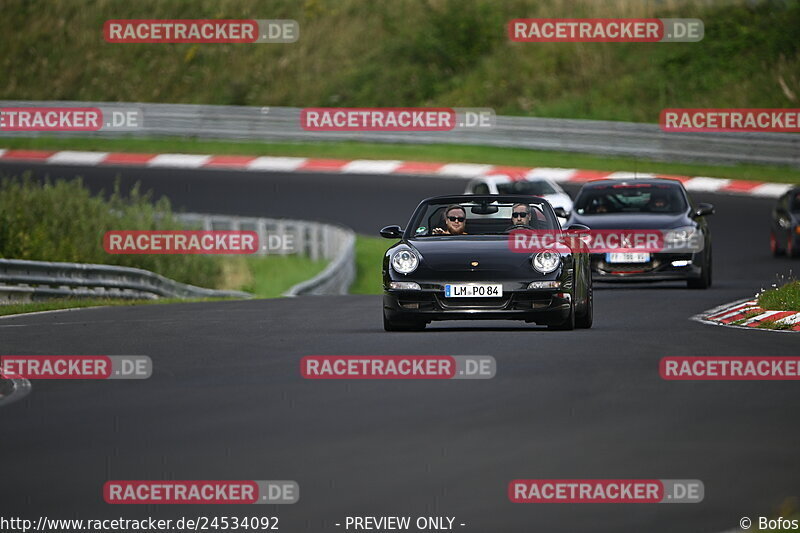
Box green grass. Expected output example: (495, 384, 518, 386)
(0, 175, 330, 317)
(3, 136, 800, 183)
(758, 280, 800, 312)
(756, 319, 793, 330)
(2, 0, 799, 123)
(351, 235, 390, 295)
(730, 310, 763, 326)
(240, 255, 328, 297)
(0, 174, 225, 287)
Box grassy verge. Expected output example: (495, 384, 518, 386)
(0, 175, 329, 317)
(3, 137, 800, 184)
(351, 236, 389, 295)
(0, 174, 222, 287)
(758, 280, 800, 312)
(240, 255, 328, 298)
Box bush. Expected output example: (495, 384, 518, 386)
(1, 0, 798, 121)
(0, 174, 223, 288)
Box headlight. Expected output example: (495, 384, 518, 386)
(391, 249, 419, 274)
(532, 250, 561, 274)
(390, 281, 421, 290)
(664, 226, 699, 252)
(665, 226, 696, 244)
(528, 281, 561, 289)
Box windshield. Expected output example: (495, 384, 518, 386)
(496, 181, 558, 196)
(791, 192, 800, 213)
(574, 183, 687, 215)
(408, 200, 559, 237)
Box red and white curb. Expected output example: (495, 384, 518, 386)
(0, 148, 793, 198)
(694, 298, 800, 332)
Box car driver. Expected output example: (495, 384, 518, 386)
(432, 205, 467, 235)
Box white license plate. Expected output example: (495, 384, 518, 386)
(606, 252, 650, 263)
(444, 283, 503, 298)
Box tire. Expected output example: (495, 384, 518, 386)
(771, 231, 784, 257)
(548, 299, 575, 331)
(575, 281, 593, 329)
(383, 311, 426, 332)
(687, 251, 711, 289)
(788, 236, 799, 258)
(707, 249, 713, 287)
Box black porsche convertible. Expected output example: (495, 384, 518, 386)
(380, 195, 593, 331)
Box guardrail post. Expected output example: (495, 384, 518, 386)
(257, 220, 268, 256)
(292, 223, 305, 258)
(309, 224, 320, 262)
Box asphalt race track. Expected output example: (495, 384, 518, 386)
(1, 161, 799, 533)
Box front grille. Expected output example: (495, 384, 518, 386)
(437, 295, 510, 309)
(601, 263, 653, 273)
(597, 260, 656, 273)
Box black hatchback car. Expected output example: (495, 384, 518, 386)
(380, 195, 592, 331)
(770, 187, 800, 258)
(566, 178, 714, 289)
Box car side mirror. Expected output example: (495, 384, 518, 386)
(566, 224, 590, 232)
(380, 225, 403, 239)
(694, 203, 715, 217)
(564, 224, 591, 250)
(553, 207, 569, 218)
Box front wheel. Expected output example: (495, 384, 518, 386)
(788, 236, 799, 258)
(687, 251, 711, 289)
(771, 231, 784, 257)
(575, 282, 593, 329)
(383, 311, 426, 332)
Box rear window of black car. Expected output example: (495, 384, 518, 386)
(791, 192, 800, 212)
(574, 183, 687, 215)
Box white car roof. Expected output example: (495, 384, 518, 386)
(477, 174, 561, 186)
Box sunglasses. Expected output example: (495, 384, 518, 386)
(512, 212, 530, 218)
(447, 216, 466, 222)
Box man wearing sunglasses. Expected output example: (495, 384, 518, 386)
(432, 205, 467, 235)
(507, 203, 540, 231)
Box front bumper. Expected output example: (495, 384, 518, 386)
(590, 252, 702, 282)
(383, 282, 571, 324)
